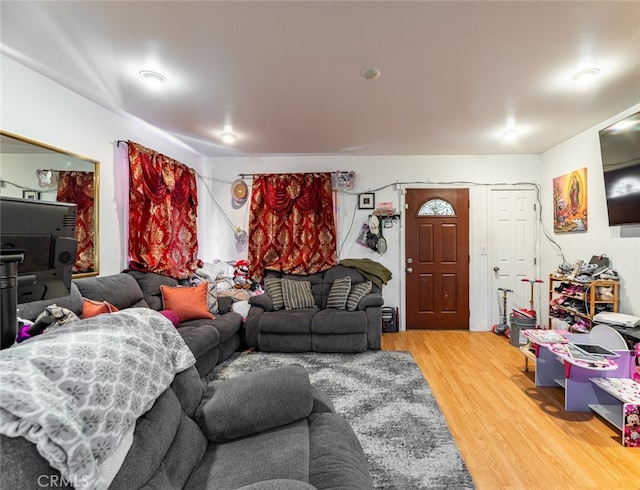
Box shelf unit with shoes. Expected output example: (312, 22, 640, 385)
(548, 274, 619, 332)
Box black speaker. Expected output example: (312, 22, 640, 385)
(381, 306, 398, 332)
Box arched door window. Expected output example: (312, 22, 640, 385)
(418, 198, 455, 216)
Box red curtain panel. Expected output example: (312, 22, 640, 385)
(128, 141, 199, 279)
(56, 171, 95, 273)
(248, 172, 338, 282)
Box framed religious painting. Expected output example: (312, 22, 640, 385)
(553, 167, 588, 232)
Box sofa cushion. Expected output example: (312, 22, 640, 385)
(264, 277, 285, 310)
(311, 309, 367, 334)
(259, 309, 315, 334)
(282, 279, 317, 309)
(17, 282, 83, 322)
(346, 281, 372, 311)
(175, 321, 222, 359)
(187, 419, 311, 489)
(326, 276, 351, 309)
(126, 270, 179, 311)
(196, 365, 314, 443)
(109, 388, 207, 490)
(308, 412, 374, 489)
(75, 273, 149, 310)
(160, 283, 214, 322)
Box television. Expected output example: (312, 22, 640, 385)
(0, 196, 77, 348)
(598, 111, 640, 226)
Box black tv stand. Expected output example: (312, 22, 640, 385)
(1, 250, 24, 349)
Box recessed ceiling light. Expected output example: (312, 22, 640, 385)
(501, 128, 519, 143)
(139, 70, 166, 89)
(220, 131, 238, 144)
(571, 67, 600, 86)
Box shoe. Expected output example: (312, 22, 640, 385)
(591, 266, 609, 278)
(599, 270, 620, 281)
(596, 286, 614, 300)
(574, 275, 593, 283)
(579, 263, 598, 273)
(571, 320, 590, 333)
(558, 263, 574, 274)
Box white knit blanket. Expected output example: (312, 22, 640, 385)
(0, 309, 195, 489)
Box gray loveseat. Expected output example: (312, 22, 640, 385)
(0, 338, 373, 489)
(246, 265, 385, 353)
(16, 270, 243, 375)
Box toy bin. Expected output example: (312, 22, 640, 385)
(509, 314, 537, 346)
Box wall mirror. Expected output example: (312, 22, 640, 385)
(0, 130, 100, 277)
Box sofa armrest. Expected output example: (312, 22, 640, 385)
(217, 296, 234, 314)
(196, 364, 314, 443)
(249, 293, 274, 311)
(311, 385, 335, 414)
(358, 292, 384, 311)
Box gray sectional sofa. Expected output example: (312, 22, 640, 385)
(16, 270, 243, 375)
(0, 359, 374, 489)
(4, 270, 374, 489)
(246, 265, 385, 352)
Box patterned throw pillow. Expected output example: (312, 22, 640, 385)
(326, 276, 352, 309)
(264, 277, 285, 311)
(282, 279, 317, 310)
(346, 281, 372, 311)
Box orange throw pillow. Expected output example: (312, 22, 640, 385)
(160, 282, 214, 323)
(83, 298, 119, 318)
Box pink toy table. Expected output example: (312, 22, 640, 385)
(526, 331, 633, 412)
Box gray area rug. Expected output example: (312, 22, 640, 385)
(204, 351, 474, 489)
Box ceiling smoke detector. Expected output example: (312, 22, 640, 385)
(361, 68, 381, 80)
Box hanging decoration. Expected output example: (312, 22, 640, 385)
(333, 170, 356, 190)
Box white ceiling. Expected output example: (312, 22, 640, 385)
(1, 1, 639, 157)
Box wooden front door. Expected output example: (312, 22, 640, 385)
(405, 189, 469, 329)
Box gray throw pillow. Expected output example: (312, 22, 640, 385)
(346, 281, 372, 311)
(326, 276, 351, 309)
(195, 364, 314, 443)
(282, 279, 317, 309)
(264, 277, 284, 310)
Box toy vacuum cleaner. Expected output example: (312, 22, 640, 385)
(492, 287, 513, 337)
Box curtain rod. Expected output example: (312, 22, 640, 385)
(238, 170, 351, 179)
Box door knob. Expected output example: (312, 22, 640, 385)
(493, 266, 500, 272)
(407, 267, 413, 273)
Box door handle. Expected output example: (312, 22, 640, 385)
(407, 267, 413, 274)
(493, 266, 500, 272)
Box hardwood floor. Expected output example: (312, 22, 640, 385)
(382, 330, 640, 490)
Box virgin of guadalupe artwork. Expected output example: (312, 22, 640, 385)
(553, 168, 588, 232)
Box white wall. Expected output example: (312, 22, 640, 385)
(198, 154, 542, 331)
(1, 55, 202, 275)
(540, 103, 640, 320)
(5, 55, 635, 326)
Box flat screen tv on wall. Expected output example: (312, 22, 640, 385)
(598, 111, 640, 226)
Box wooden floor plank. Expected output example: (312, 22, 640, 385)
(382, 330, 640, 490)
